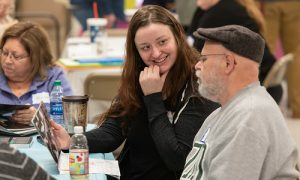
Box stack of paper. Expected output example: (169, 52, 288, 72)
(58, 153, 120, 178)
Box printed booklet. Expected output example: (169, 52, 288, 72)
(31, 102, 60, 163)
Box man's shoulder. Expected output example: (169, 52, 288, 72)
(222, 85, 282, 123)
(235, 84, 276, 109)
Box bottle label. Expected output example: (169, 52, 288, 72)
(50, 102, 63, 115)
(69, 150, 89, 175)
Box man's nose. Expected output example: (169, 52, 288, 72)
(195, 60, 203, 71)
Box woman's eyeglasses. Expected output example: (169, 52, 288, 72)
(0, 49, 29, 61)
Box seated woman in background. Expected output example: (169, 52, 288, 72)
(51, 5, 218, 180)
(189, 0, 283, 103)
(0, 21, 73, 124)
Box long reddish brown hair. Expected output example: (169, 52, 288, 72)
(99, 5, 199, 131)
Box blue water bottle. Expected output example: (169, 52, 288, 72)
(50, 80, 64, 126)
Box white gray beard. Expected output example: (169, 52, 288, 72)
(198, 84, 218, 102)
(196, 70, 222, 102)
(197, 77, 223, 103)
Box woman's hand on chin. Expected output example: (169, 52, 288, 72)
(139, 65, 168, 95)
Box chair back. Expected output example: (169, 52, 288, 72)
(84, 73, 121, 101)
(263, 53, 294, 88)
(84, 73, 121, 123)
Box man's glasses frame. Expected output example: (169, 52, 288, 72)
(198, 53, 226, 63)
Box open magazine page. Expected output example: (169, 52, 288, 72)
(0, 104, 31, 115)
(0, 104, 36, 136)
(31, 102, 60, 163)
(0, 116, 36, 136)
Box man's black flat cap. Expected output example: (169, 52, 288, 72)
(193, 25, 265, 63)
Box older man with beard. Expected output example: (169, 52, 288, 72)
(180, 25, 300, 180)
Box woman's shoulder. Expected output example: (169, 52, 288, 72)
(47, 66, 64, 75)
(35, 66, 65, 84)
(184, 77, 200, 96)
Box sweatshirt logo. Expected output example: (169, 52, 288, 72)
(181, 128, 210, 180)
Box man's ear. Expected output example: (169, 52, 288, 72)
(224, 54, 236, 74)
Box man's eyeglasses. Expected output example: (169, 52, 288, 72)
(198, 53, 226, 63)
(0, 49, 29, 61)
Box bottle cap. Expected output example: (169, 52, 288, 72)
(54, 80, 61, 86)
(87, 18, 107, 27)
(74, 126, 83, 134)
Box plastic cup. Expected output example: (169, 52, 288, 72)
(87, 18, 107, 43)
(62, 95, 89, 134)
(87, 18, 108, 56)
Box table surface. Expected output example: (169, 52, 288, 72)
(62, 36, 126, 67)
(59, 36, 124, 97)
(18, 134, 114, 180)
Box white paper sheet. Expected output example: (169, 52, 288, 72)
(58, 153, 120, 178)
